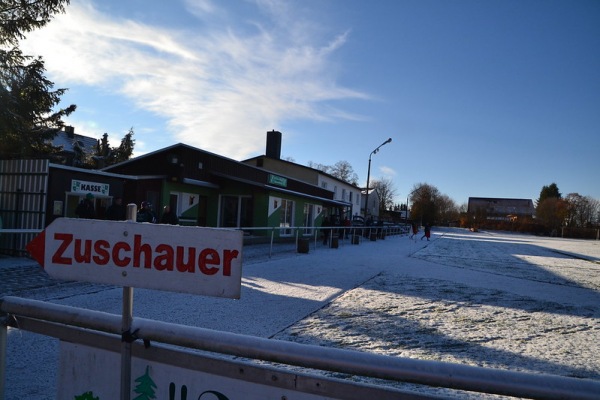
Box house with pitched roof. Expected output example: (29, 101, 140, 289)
(467, 197, 535, 221)
(51, 126, 99, 167)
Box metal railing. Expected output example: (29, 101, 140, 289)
(2, 296, 599, 399)
(237, 224, 409, 260)
(0, 223, 411, 258)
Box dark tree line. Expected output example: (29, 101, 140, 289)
(408, 183, 459, 226)
(536, 183, 599, 232)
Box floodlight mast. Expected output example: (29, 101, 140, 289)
(364, 138, 392, 223)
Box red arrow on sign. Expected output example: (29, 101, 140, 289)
(26, 229, 46, 267)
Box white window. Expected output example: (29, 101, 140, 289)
(219, 195, 253, 228)
(280, 199, 294, 236)
(303, 204, 315, 235)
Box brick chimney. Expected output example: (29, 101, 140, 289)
(266, 130, 282, 159)
(65, 126, 75, 138)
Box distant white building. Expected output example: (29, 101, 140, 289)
(317, 173, 362, 218)
(361, 188, 380, 221)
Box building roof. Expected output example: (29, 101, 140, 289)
(467, 197, 534, 216)
(52, 127, 97, 156)
(103, 142, 338, 204)
(244, 155, 361, 189)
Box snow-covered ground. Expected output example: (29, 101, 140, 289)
(2, 227, 599, 398)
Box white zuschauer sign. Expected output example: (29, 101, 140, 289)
(27, 218, 243, 298)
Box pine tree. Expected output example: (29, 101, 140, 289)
(93, 130, 135, 167)
(74, 391, 99, 400)
(0, 0, 76, 159)
(133, 365, 157, 400)
(536, 183, 561, 206)
(114, 127, 135, 164)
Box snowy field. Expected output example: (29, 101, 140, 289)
(2, 227, 599, 398)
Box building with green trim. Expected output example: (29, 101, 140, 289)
(102, 142, 346, 238)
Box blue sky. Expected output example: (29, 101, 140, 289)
(21, 0, 600, 206)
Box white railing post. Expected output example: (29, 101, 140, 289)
(0, 311, 6, 400)
(120, 203, 137, 400)
(269, 228, 274, 258)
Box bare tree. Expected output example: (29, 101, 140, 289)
(371, 177, 397, 213)
(409, 183, 441, 225)
(564, 193, 600, 228)
(536, 197, 568, 231)
(307, 161, 330, 174)
(307, 160, 358, 185)
(437, 194, 459, 225)
(329, 160, 359, 185)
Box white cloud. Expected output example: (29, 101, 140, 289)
(184, 0, 219, 17)
(379, 166, 397, 177)
(20, 0, 370, 159)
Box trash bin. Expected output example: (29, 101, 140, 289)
(370, 232, 377, 241)
(352, 235, 360, 245)
(330, 235, 339, 249)
(297, 238, 310, 254)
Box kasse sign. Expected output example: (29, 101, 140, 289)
(26, 218, 244, 299)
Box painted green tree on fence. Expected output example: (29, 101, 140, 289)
(133, 366, 157, 400)
(75, 391, 99, 400)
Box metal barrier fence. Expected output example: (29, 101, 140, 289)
(239, 224, 409, 260)
(0, 224, 410, 258)
(0, 159, 49, 256)
(2, 296, 599, 399)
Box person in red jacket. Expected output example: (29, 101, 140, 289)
(409, 222, 418, 239)
(421, 224, 431, 241)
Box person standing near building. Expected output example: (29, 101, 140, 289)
(105, 197, 126, 220)
(75, 193, 96, 219)
(160, 205, 179, 225)
(322, 216, 331, 245)
(137, 201, 157, 223)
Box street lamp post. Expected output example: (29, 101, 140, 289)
(364, 138, 392, 224)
